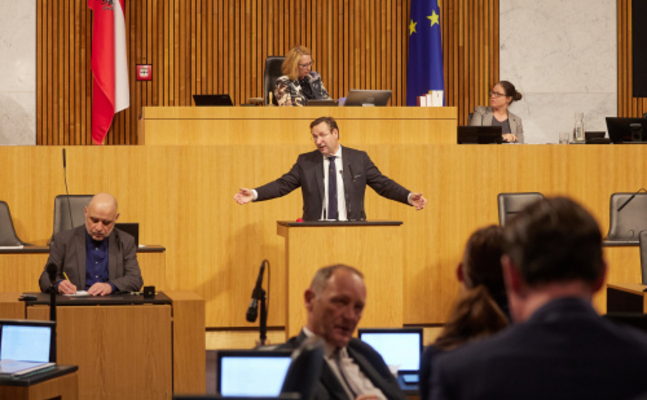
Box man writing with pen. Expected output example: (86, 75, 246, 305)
(38, 193, 143, 296)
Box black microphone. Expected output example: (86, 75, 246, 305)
(46, 263, 58, 288)
(62, 148, 74, 230)
(617, 188, 646, 212)
(246, 261, 266, 322)
(62, 148, 66, 168)
(339, 170, 353, 221)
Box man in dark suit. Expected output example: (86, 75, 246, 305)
(234, 116, 426, 220)
(39, 193, 143, 296)
(278, 264, 407, 400)
(429, 197, 647, 400)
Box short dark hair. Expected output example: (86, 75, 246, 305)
(310, 116, 340, 137)
(503, 196, 603, 286)
(310, 264, 363, 295)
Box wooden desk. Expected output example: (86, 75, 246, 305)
(140, 106, 458, 145)
(0, 245, 167, 293)
(0, 291, 205, 400)
(277, 221, 404, 338)
(0, 366, 78, 400)
(607, 283, 647, 313)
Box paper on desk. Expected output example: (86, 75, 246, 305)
(63, 290, 90, 297)
(0, 245, 24, 250)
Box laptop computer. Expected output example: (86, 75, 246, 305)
(606, 117, 647, 143)
(193, 94, 234, 106)
(115, 223, 139, 247)
(358, 328, 423, 390)
(0, 319, 56, 377)
(343, 90, 392, 106)
(216, 350, 293, 397)
(457, 126, 503, 144)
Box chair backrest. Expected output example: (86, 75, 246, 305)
(264, 56, 286, 105)
(607, 193, 647, 243)
(640, 231, 647, 285)
(280, 338, 324, 400)
(497, 192, 545, 226)
(0, 201, 27, 246)
(52, 195, 93, 240)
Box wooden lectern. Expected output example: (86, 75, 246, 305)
(277, 221, 404, 339)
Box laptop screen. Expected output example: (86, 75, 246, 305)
(217, 350, 293, 397)
(358, 328, 423, 372)
(0, 320, 55, 363)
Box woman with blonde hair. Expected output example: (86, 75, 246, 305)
(420, 225, 510, 400)
(275, 45, 331, 106)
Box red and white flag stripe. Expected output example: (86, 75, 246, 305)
(89, 0, 129, 145)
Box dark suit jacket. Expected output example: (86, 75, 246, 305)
(430, 297, 647, 400)
(39, 225, 143, 293)
(255, 146, 411, 221)
(278, 331, 407, 400)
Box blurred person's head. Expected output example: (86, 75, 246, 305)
(502, 196, 606, 323)
(305, 264, 366, 348)
(434, 226, 509, 351)
(282, 45, 314, 81)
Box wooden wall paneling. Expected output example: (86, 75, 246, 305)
(618, 0, 647, 118)
(36, 0, 500, 143)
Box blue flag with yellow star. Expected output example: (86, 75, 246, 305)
(407, 0, 444, 106)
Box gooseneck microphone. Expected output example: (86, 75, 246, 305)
(617, 188, 646, 212)
(45, 262, 58, 361)
(339, 170, 353, 221)
(62, 148, 74, 230)
(246, 260, 267, 322)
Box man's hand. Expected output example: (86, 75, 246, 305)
(58, 280, 77, 295)
(234, 188, 255, 205)
(88, 282, 113, 296)
(409, 192, 427, 210)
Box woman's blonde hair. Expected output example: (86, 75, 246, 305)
(282, 45, 312, 81)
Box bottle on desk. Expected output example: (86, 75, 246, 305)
(573, 112, 585, 143)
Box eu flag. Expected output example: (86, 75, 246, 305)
(406, 0, 444, 106)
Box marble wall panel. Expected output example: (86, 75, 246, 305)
(500, 0, 616, 144)
(0, 0, 36, 145)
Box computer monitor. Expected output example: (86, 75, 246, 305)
(357, 328, 423, 373)
(193, 94, 234, 106)
(115, 223, 139, 247)
(343, 90, 392, 107)
(216, 350, 293, 397)
(174, 396, 300, 400)
(606, 117, 647, 143)
(457, 126, 503, 144)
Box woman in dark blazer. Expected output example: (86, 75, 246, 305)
(469, 80, 524, 143)
(275, 45, 331, 106)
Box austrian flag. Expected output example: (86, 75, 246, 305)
(88, 0, 130, 145)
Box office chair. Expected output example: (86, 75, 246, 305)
(248, 56, 285, 106)
(0, 201, 30, 246)
(52, 194, 93, 241)
(280, 338, 324, 400)
(640, 231, 647, 285)
(497, 192, 545, 226)
(606, 193, 647, 244)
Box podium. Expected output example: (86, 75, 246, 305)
(277, 221, 404, 338)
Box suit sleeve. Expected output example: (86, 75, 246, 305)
(254, 156, 303, 201)
(110, 233, 143, 292)
(363, 152, 410, 205)
(516, 117, 524, 144)
(468, 106, 487, 126)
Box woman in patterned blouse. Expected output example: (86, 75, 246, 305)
(275, 45, 331, 106)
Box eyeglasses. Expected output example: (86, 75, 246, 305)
(299, 60, 315, 68)
(489, 90, 506, 98)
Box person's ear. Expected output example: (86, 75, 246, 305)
(591, 261, 607, 293)
(456, 263, 464, 283)
(304, 288, 316, 311)
(502, 255, 522, 294)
